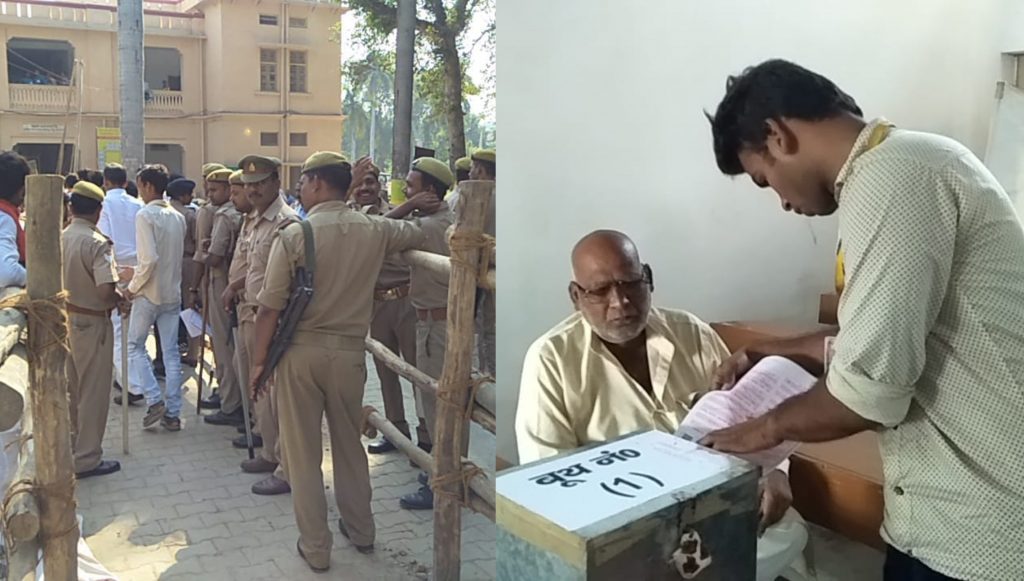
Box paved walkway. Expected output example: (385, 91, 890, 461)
(76, 351, 496, 580)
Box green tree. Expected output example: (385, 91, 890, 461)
(344, 0, 492, 165)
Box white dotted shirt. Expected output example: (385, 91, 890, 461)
(828, 118, 1024, 580)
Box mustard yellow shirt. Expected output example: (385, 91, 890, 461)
(515, 307, 731, 464)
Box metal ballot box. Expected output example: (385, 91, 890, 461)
(497, 430, 759, 580)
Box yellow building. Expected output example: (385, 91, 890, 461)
(0, 0, 345, 187)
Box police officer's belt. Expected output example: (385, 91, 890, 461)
(67, 304, 111, 317)
(290, 330, 364, 351)
(374, 285, 410, 301)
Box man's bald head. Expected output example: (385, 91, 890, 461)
(572, 230, 642, 281)
(569, 230, 652, 345)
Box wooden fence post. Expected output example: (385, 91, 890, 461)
(433, 180, 494, 581)
(25, 174, 79, 580)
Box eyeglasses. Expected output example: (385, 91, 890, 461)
(571, 264, 653, 305)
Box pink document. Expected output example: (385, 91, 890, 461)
(675, 356, 817, 469)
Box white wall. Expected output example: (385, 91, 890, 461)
(1003, 0, 1024, 52)
(497, 0, 1010, 463)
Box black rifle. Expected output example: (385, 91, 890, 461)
(253, 220, 315, 393)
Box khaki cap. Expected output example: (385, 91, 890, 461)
(71, 181, 104, 202)
(238, 155, 281, 184)
(228, 169, 245, 185)
(455, 157, 472, 172)
(202, 163, 227, 178)
(411, 157, 455, 189)
(471, 149, 495, 163)
(301, 151, 350, 173)
(206, 168, 233, 183)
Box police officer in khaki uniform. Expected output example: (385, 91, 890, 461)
(252, 152, 424, 572)
(64, 181, 124, 478)
(167, 178, 201, 366)
(200, 168, 246, 427)
(223, 170, 262, 448)
(226, 155, 299, 494)
(195, 162, 227, 409)
(350, 166, 431, 456)
(470, 149, 496, 377)
(385, 157, 456, 510)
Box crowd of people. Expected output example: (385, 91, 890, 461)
(0, 147, 496, 573)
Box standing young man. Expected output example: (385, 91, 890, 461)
(124, 164, 187, 432)
(702, 59, 1024, 581)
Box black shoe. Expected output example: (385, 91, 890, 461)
(204, 409, 245, 426)
(417, 471, 429, 486)
(337, 519, 374, 554)
(199, 391, 221, 410)
(113, 379, 122, 392)
(161, 416, 182, 432)
(154, 366, 166, 379)
(233, 434, 263, 449)
(76, 460, 121, 479)
(410, 441, 432, 467)
(113, 392, 144, 406)
(181, 356, 198, 367)
(237, 423, 256, 434)
(399, 485, 434, 510)
(367, 438, 398, 454)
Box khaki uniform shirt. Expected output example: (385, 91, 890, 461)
(193, 203, 216, 264)
(826, 119, 1024, 580)
(258, 200, 423, 339)
(408, 202, 453, 310)
(128, 200, 185, 305)
(516, 307, 730, 464)
(208, 203, 243, 278)
(353, 198, 412, 290)
(169, 199, 197, 258)
(241, 195, 298, 322)
(62, 218, 118, 312)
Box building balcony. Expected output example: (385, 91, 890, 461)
(145, 89, 184, 115)
(8, 83, 76, 113)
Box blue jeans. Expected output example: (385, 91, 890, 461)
(128, 296, 183, 417)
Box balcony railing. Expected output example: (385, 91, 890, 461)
(8, 83, 77, 112)
(145, 89, 184, 114)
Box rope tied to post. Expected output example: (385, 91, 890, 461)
(430, 460, 485, 509)
(446, 230, 495, 285)
(436, 374, 491, 423)
(0, 290, 70, 359)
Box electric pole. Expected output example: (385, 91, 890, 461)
(119, 0, 145, 177)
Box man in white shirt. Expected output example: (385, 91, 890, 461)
(0, 152, 29, 288)
(516, 231, 808, 581)
(124, 164, 186, 431)
(98, 163, 145, 401)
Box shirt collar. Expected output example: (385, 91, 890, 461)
(257, 194, 286, 222)
(834, 117, 893, 199)
(307, 200, 349, 218)
(106, 188, 126, 197)
(582, 307, 676, 402)
(147, 199, 170, 208)
(69, 217, 100, 233)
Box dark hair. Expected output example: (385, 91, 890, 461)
(64, 174, 79, 189)
(709, 59, 863, 175)
(80, 170, 103, 188)
(0, 151, 31, 202)
(456, 169, 471, 183)
(475, 159, 496, 178)
(125, 180, 138, 198)
(415, 170, 449, 200)
(69, 193, 102, 215)
(103, 165, 127, 186)
(137, 164, 170, 195)
(303, 165, 352, 195)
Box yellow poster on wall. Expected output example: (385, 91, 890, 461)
(97, 127, 121, 168)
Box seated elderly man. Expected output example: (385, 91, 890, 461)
(516, 230, 809, 581)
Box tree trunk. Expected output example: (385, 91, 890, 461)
(440, 31, 467, 165)
(392, 0, 415, 180)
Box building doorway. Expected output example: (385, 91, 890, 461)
(13, 143, 75, 174)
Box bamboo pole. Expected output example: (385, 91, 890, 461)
(25, 174, 79, 580)
(400, 250, 495, 291)
(479, 268, 496, 291)
(433, 180, 493, 580)
(0, 301, 28, 432)
(363, 408, 495, 518)
(364, 337, 496, 434)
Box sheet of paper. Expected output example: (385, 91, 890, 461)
(676, 356, 816, 469)
(180, 308, 210, 339)
(497, 430, 735, 532)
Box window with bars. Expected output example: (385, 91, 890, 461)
(260, 132, 278, 147)
(260, 49, 278, 92)
(289, 133, 308, 147)
(259, 14, 278, 26)
(289, 51, 307, 93)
